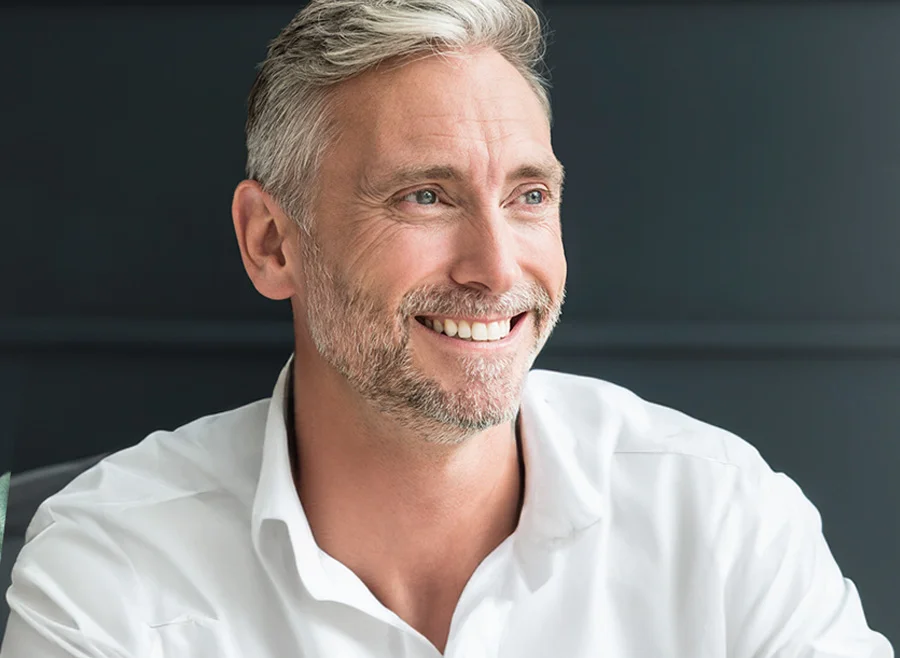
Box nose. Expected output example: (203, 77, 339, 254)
(448, 207, 522, 295)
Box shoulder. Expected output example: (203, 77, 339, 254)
(522, 368, 791, 546)
(525, 369, 824, 567)
(6, 398, 272, 642)
(23, 396, 271, 551)
(524, 368, 766, 474)
(524, 369, 828, 569)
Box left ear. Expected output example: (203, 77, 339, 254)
(231, 179, 299, 301)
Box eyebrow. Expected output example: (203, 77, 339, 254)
(360, 159, 566, 197)
(508, 161, 566, 189)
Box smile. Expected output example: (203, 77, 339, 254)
(414, 313, 526, 342)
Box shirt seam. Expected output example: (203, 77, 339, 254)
(613, 449, 742, 469)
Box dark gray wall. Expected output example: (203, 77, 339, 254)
(1, 1, 897, 642)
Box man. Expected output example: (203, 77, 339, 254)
(1, 0, 893, 656)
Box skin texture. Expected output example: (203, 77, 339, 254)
(232, 47, 566, 653)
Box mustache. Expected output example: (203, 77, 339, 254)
(399, 282, 555, 319)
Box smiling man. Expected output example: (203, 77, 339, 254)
(1, 1, 893, 657)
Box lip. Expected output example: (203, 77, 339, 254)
(417, 314, 516, 325)
(412, 312, 530, 351)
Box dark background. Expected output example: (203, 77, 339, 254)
(1, 0, 897, 643)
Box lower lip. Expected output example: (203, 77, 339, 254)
(413, 315, 529, 351)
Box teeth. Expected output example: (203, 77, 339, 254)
(420, 316, 514, 341)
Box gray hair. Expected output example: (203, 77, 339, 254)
(245, 0, 551, 231)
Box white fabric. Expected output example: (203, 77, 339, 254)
(1, 358, 893, 657)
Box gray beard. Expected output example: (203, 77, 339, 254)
(299, 232, 561, 443)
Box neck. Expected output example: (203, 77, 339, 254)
(287, 353, 525, 650)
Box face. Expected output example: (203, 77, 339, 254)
(296, 48, 567, 442)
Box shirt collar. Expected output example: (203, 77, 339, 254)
(250, 357, 611, 599)
(250, 355, 336, 601)
(516, 372, 608, 543)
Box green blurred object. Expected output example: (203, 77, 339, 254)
(0, 471, 9, 557)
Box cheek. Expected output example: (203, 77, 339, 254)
(344, 226, 453, 300)
(520, 224, 567, 293)
(552, 239, 568, 289)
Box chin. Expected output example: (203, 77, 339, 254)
(419, 360, 527, 432)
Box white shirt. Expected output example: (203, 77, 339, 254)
(1, 358, 893, 657)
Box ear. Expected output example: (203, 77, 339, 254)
(231, 179, 299, 301)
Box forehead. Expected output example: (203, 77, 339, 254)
(327, 48, 554, 177)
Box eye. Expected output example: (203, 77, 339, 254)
(521, 189, 546, 205)
(402, 189, 439, 205)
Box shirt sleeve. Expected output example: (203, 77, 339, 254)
(721, 465, 894, 658)
(0, 507, 154, 658)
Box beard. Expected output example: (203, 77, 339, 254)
(300, 231, 564, 443)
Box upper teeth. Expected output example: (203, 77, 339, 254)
(422, 317, 512, 341)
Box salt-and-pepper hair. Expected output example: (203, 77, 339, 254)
(245, 0, 551, 231)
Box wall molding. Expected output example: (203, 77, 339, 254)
(3, 317, 900, 356)
(553, 321, 900, 356)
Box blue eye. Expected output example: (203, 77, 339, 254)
(523, 189, 545, 205)
(405, 189, 438, 205)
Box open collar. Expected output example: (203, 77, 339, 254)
(250, 358, 612, 601)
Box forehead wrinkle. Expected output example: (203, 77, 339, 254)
(357, 114, 556, 197)
(404, 100, 543, 132)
